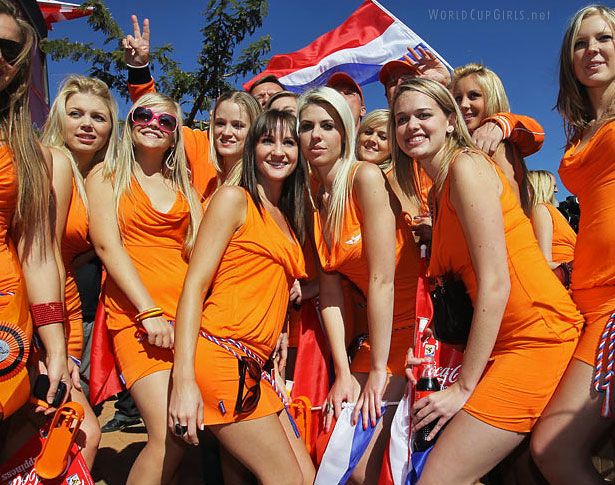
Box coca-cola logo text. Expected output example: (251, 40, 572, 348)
(436, 365, 461, 388)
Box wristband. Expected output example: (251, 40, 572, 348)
(126, 61, 149, 69)
(30, 302, 64, 328)
(135, 307, 163, 322)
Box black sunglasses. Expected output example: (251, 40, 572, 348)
(0, 38, 23, 66)
(235, 356, 261, 415)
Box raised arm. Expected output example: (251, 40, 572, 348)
(169, 186, 245, 445)
(477, 113, 545, 157)
(123, 14, 155, 102)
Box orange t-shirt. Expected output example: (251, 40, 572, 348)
(429, 150, 583, 351)
(104, 179, 191, 331)
(201, 189, 306, 362)
(544, 203, 576, 264)
(559, 121, 615, 291)
(312, 167, 420, 329)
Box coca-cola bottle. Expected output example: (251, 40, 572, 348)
(413, 364, 442, 452)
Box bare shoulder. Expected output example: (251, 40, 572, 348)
(353, 161, 386, 193)
(85, 162, 107, 187)
(449, 150, 498, 188)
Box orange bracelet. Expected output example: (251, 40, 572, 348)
(135, 307, 163, 322)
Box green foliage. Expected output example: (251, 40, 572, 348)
(41, 0, 270, 127)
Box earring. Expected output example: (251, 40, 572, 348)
(446, 126, 454, 134)
(164, 150, 176, 171)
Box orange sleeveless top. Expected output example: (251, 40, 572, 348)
(544, 203, 576, 264)
(429, 151, 583, 350)
(104, 179, 191, 331)
(313, 166, 420, 329)
(559, 121, 615, 290)
(201, 189, 306, 361)
(0, 146, 20, 300)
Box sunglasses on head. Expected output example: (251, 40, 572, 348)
(235, 356, 261, 415)
(0, 38, 23, 66)
(130, 106, 178, 134)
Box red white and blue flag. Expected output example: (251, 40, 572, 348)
(243, 0, 451, 92)
(37, 0, 93, 30)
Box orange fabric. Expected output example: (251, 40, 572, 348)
(544, 203, 576, 264)
(128, 79, 218, 202)
(351, 326, 413, 376)
(483, 112, 545, 158)
(103, 179, 191, 387)
(572, 286, 615, 366)
(560, 121, 615, 291)
(412, 161, 433, 215)
(429, 150, 583, 432)
(196, 189, 306, 424)
(61, 181, 90, 360)
(313, 165, 421, 376)
(0, 146, 32, 418)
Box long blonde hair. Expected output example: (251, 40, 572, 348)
(42, 75, 119, 208)
(105, 92, 200, 254)
(450, 63, 511, 118)
(357, 109, 391, 170)
(298, 86, 357, 245)
(0, 0, 51, 255)
(527, 170, 557, 207)
(557, 5, 615, 143)
(391, 79, 474, 203)
(208, 91, 261, 186)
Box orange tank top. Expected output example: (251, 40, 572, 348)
(0, 145, 21, 301)
(544, 203, 576, 264)
(104, 178, 191, 330)
(313, 166, 420, 329)
(201, 189, 306, 361)
(559, 121, 615, 290)
(429, 150, 583, 350)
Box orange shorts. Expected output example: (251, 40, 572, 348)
(194, 337, 284, 426)
(572, 285, 615, 366)
(464, 338, 576, 433)
(110, 326, 173, 389)
(350, 325, 414, 376)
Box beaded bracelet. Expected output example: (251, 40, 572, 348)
(30, 302, 64, 328)
(135, 307, 163, 322)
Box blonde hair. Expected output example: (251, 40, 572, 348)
(42, 75, 119, 208)
(208, 91, 261, 186)
(527, 170, 557, 207)
(357, 109, 391, 170)
(105, 92, 200, 254)
(298, 87, 357, 244)
(450, 63, 510, 119)
(557, 5, 615, 143)
(390, 78, 474, 204)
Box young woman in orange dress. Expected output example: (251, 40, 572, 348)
(530, 6, 615, 484)
(390, 78, 583, 484)
(527, 170, 576, 271)
(0, 0, 70, 426)
(87, 92, 202, 484)
(41, 74, 119, 467)
(297, 87, 426, 483)
(169, 109, 314, 485)
(449, 63, 545, 212)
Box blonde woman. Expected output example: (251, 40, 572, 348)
(42, 74, 119, 465)
(87, 92, 202, 484)
(530, 6, 615, 484)
(527, 170, 576, 271)
(299, 87, 424, 483)
(391, 78, 582, 484)
(356, 109, 392, 172)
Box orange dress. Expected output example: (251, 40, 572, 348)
(313, 165, 421, 376)
(129, 79, 218, 202)
(61, 181, 90, 361)
(194, 189, 306, 424)
(103, 179, 191, 388)
(429, 150, 583, 432)
(0, 146, 33, 418)
(559, 121, 615, 366)
(544, 203, 576, 264)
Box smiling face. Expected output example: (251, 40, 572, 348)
(299, 102, 344, 170)
(572, 14, 615, 90)
(255, 123, 298, 185)
(251, 81, 284, 108)
(63, 92, 112, 163)
(451, 74, 486, 133)
(131, 103, 176, 154)
(357, 121, 389, 165)
(394, 90, 452, 163)
(213, 100, 251, 166)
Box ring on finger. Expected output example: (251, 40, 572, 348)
(324, 402, 333, 414)
(174, 423, 188, 436)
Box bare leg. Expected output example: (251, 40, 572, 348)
(418, 411, 525, 485)
(349, 373, 407, 485)
(211, 412, 305, 485)
(71, 386, 101, 468)
(531, 358, 613, 485)
(127, 370, 186, 485)
(279, 407, 316, 483)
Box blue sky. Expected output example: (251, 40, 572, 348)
(46, 0, 593, 198)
